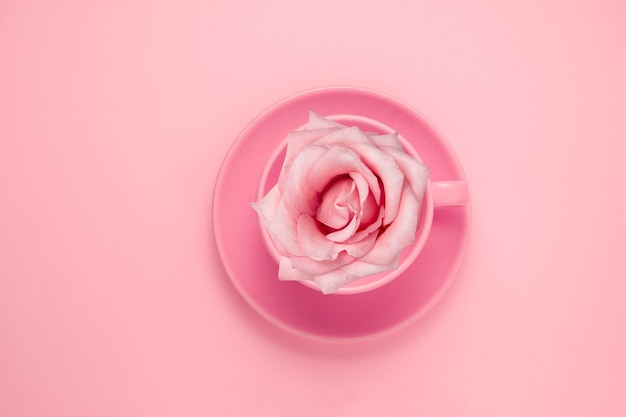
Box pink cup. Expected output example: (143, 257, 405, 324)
(256, 114, 469, 295)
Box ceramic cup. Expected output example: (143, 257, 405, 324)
(256, 114, 469, 295)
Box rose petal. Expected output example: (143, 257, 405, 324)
(348, 142, 405, 225)
(296, 214, 340, 261)
(341, 191, 384, 242)
(359, 189, 380, 229)
(340, 255, 401, 277)
(313, 125, 375, 148)
(278, 256, 311, 281)
(307, 110, 345, 130)
(266, 199, 305, 257)
(283, 128, 338, 168)
(380, 145, 430, 200)
(358, 184, 420, 265)
(290, 251, 354, 276)
(326, 214, 359, 243)
(316, 177, 356, 230)
(313, 269, 358, 294)
(250, 185, 281, 227)
(370, 131, 403, 149)
(307, 145, 379, 196)
(297, 214, 378, 260)
(280, 144, 327, 217)
(349, 170, 380, 207)
(341, 230, 378, 256)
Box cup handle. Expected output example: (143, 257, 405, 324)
(431, 181, 469, 208)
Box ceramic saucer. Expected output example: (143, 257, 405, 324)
(213, 86, 471, 341)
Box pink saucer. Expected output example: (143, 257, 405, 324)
(213, 86, 471, 341)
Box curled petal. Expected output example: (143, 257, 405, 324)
(316, 177, 357, 230)
(348, 142, 405, 225)
(296, 214, 341, 261)
(307, 110, 345, 130)
(350, 171, 380, 206)
(307, 146, 378, 196)
(297, 214, 378, 261)
(266, 199, 305, 257)
(290, 251, 354, 276)
(281, 144, 327, 217)
(313, 269, 359, 294)
(341, 230, 379, 257)
(326, 214, 359, 243)
(283, 128, 338, 168)
(313, 125, 375, 148)
(358, 184, 420, 266)
(250, 185, 281, 227)
(380, 145, 429, 200)
(369, 131, 403, 149)
(359, 189, 381, 229)
(340, 256, 401, 278)
(278, 256, 311, 281)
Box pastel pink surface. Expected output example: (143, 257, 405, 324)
(2, 1, 626, 417)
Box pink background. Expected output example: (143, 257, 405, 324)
(1, 1, 625, 416)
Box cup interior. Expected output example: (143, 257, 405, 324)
(256, 114, 434, 295)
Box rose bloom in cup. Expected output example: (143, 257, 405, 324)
(252, 111, 430, 294)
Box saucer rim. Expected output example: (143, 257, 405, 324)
(212, 85, 471, 343)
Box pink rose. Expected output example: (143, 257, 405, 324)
(252, 111, 430, 294)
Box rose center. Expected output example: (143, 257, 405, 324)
(316, 177, 359, 231)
